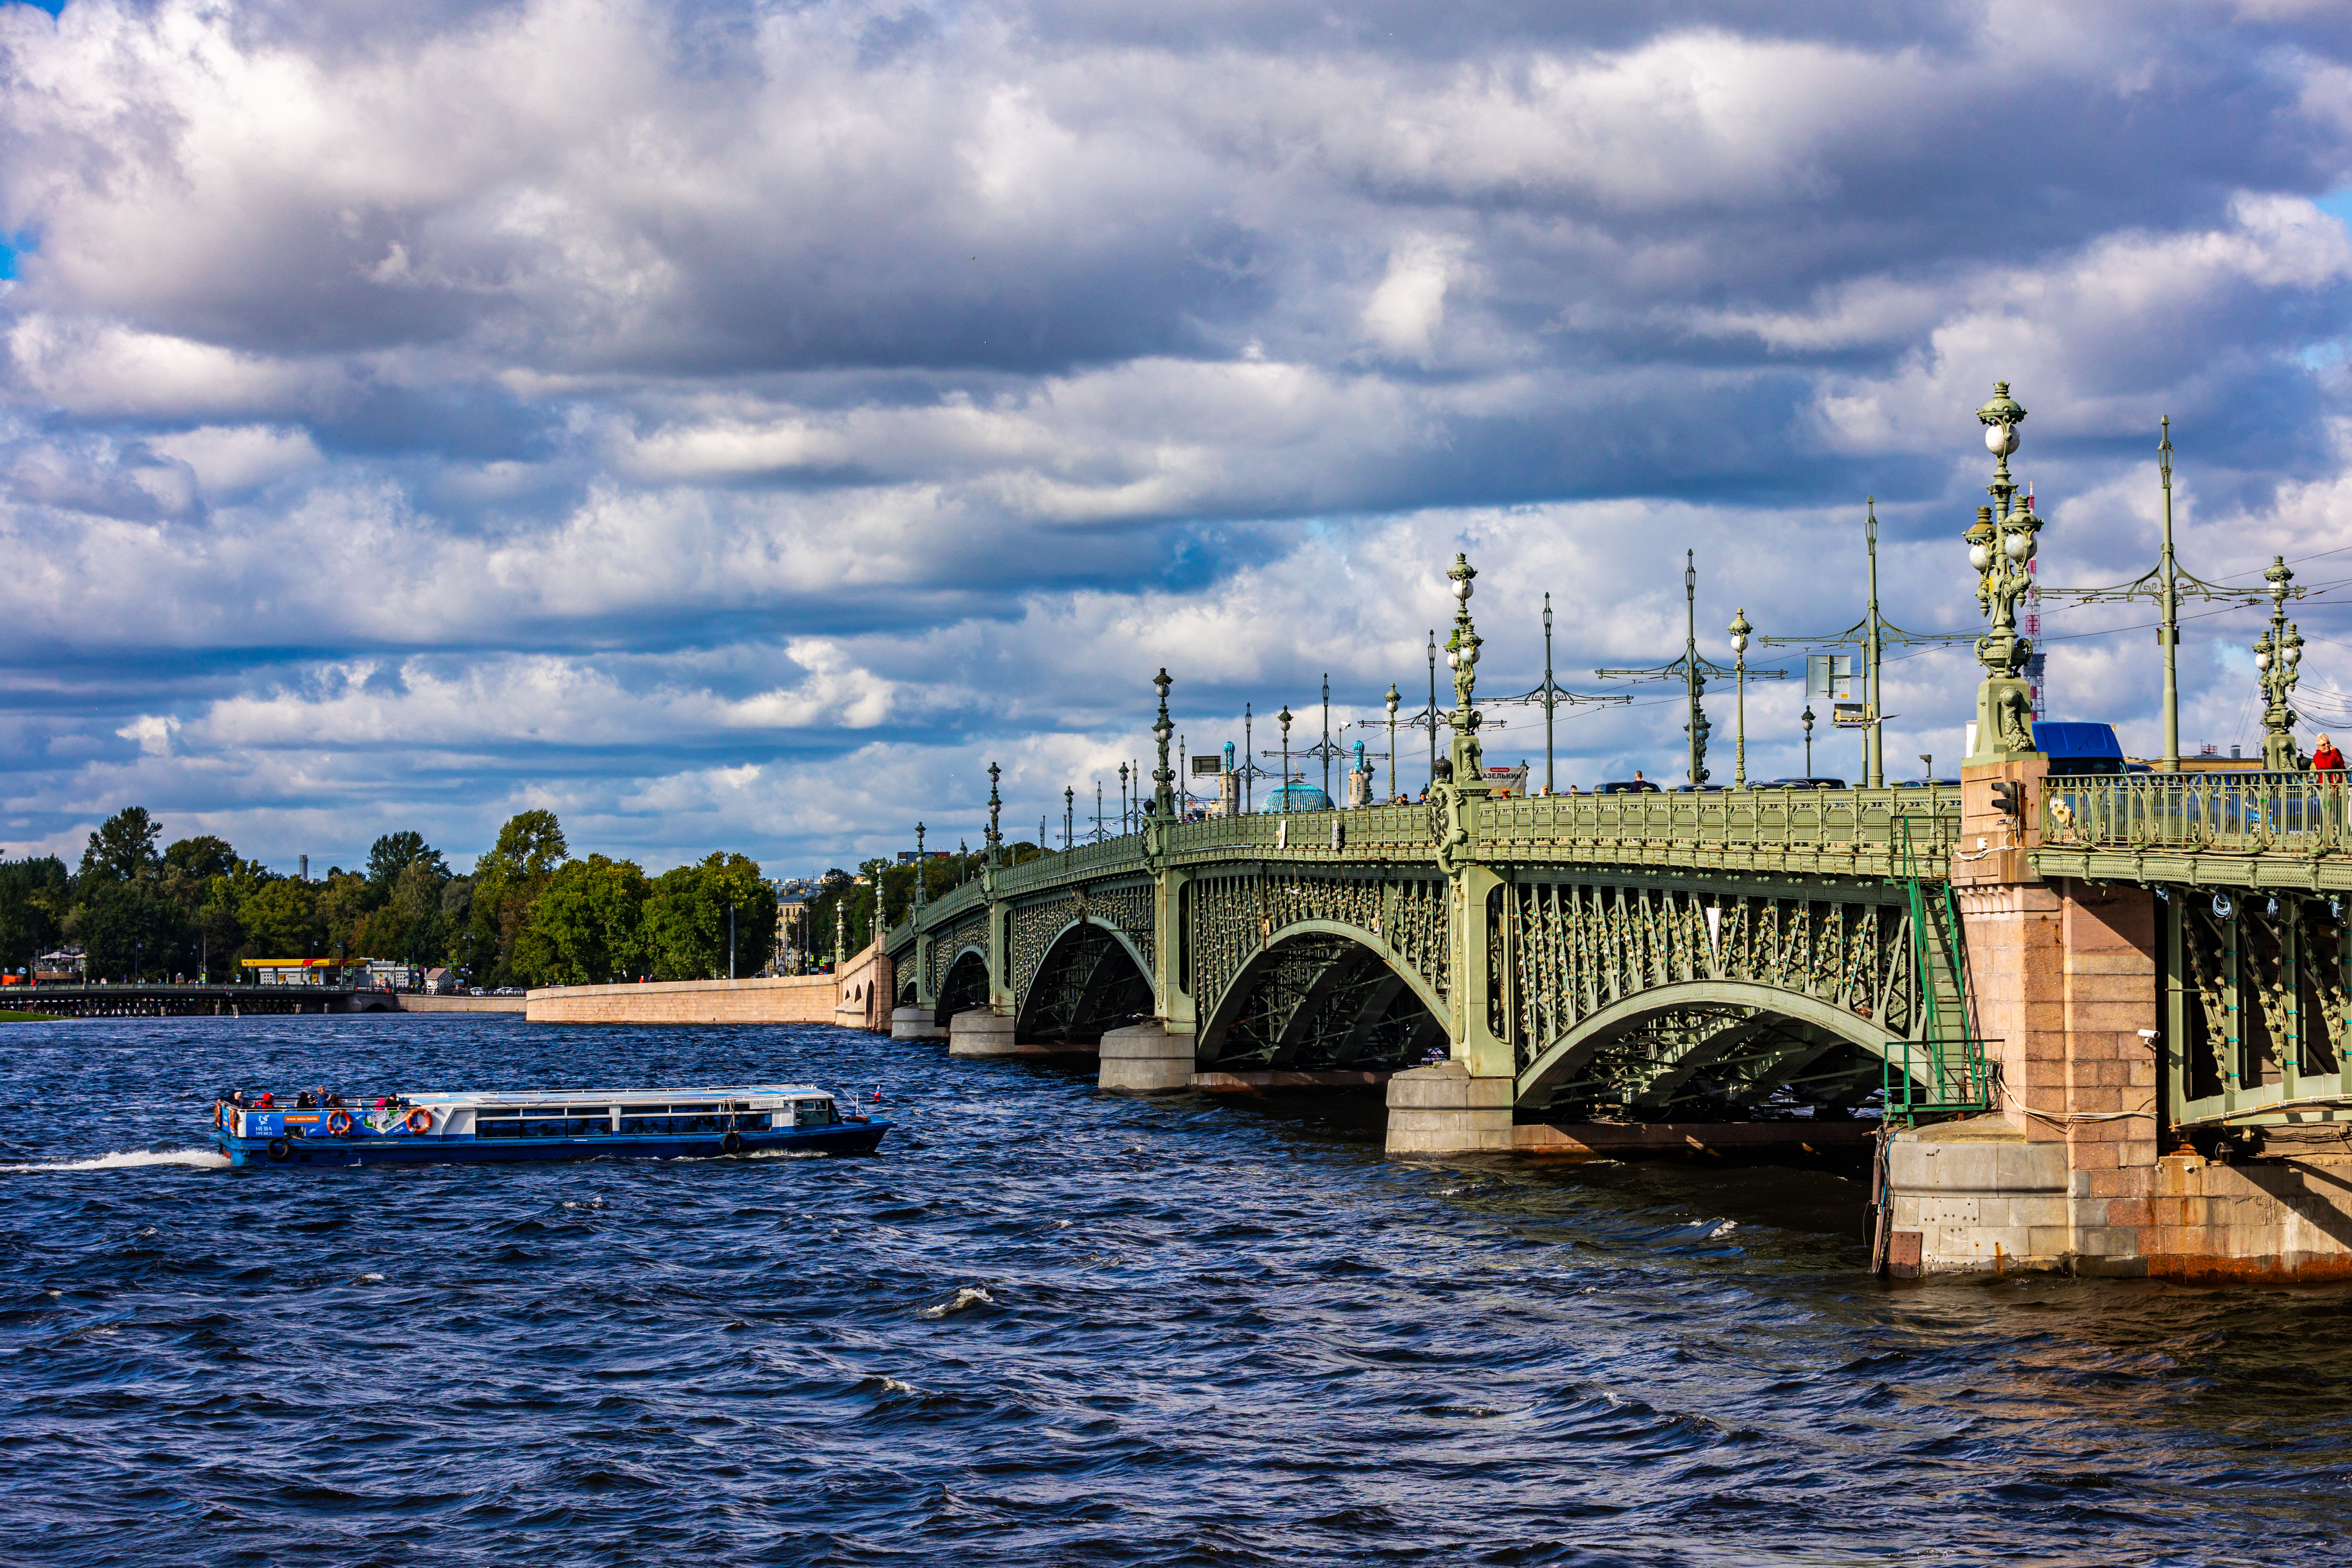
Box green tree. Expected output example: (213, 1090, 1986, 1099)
(371, 859, 450, 965)
(366, 831, 447, 899)
(239, 876, 323, 960)
(0, 857, 69, 975)
(643, 853, 777, 980)
(439, 878, 478, 974)
(79, 807, 162, 883)
(317, 871, 374, 961)
(70, 878, 185, 980)
(513, 854, 651, 986)
(163, 836, 237, 882)
(466, 811, 568, 985)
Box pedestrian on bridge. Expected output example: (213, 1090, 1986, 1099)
(2314, 734, 2345, 772)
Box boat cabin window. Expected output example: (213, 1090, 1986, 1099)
(477, 1109, 610, 1137)
(793, 1099, 838, 1127)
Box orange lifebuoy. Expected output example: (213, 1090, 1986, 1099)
(326, 1109, 354, 1136)
(404, 1107, 434, 1134)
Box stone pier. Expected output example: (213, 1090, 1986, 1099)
(1098, 1021, 1194, 1092)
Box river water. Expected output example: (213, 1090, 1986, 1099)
(3, 1016, 2346, 1566)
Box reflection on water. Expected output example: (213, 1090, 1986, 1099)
(3, 1017, 2347, 1565)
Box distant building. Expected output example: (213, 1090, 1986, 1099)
(34, 947, 85, 983)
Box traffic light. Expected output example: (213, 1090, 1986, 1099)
(1990, 780, 2024, 818)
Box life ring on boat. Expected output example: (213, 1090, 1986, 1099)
(266, 1138, 291, 1162)
(722, 1131, 744, 1155)
(404, 1107, 434, 1134)
(326, 1109, 353, 1136)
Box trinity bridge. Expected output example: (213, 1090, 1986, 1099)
(879, 383, 2352, 1283)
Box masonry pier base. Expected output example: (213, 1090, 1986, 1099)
(889, 1005, 946, 1042)
(1384, 1064, 1514, 1155)
(946, 1008, 1095, 1058)
(1098, 1021, 1194, 1093)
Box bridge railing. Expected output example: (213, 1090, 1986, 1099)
(2040, 772, 2351, 854)
(1482, 784, 1963, 861)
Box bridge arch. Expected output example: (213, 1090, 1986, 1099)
(1516, 979, 1907, 1116)
(1200, 919, 1448, 1073)
(934, 946, 990, 1026)
(1016, 918, 1153, 1046)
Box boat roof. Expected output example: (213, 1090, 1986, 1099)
(399, 1084, 834, 1107)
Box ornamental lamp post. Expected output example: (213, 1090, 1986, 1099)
(1964, 380, 2043, 764)
(1801, 703, 1815, 776)
(2257, 556, 2303, 770)
(913, 822, 927, 914)
(1063, 785, 1074, 849)
(1728, 608, 1752, 787)
(1118, 763, 1130, 833)
(985, 763, 1003, 867)
(1442, 554, 1487, 790)
(1152, 668, 1176, 819)
(1384, 683, 1401, 802)
(1277, 705, 1294, 813)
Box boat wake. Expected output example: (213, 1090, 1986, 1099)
(0, 1148, 231, 1174)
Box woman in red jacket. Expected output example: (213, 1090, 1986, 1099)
(2312, 734, 2345, 771)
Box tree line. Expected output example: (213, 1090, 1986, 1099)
(0, 806, 779, 988)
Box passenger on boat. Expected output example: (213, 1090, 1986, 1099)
(256, 1091, 275, 1109)
(296, 1091, 316, 1109)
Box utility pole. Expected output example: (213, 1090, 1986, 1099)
(2036, 417, 2285, 771)
(1385, 685, 1400, 803)
(1761, 500, 1970, 787)
(1491, 591, 1629, 790)
(1599, 552, 1781, 787)
(1427, 630, 1438, 790)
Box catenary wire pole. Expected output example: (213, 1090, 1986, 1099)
(1760, 501, 1968, 787)
(1490, 591, 1630, 790)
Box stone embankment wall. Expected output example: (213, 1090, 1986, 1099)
(396, 995, 525, 1014)
(526, 975, 840, 1025)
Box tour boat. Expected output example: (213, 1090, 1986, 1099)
(209, 1084, 890, 1167)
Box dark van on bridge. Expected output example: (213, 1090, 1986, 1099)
(2034, 721, 2126, 775)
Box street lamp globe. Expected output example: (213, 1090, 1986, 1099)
(2254, 633, 2273, 672)
(2004, 530, 2032, 561)
(1975, 381, 2027, 446)
(1385, 684, 1400, 717)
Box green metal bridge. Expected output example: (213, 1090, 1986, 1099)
(888, 761, 1993, 1124)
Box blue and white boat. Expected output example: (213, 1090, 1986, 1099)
(210, 1084, 890, 1167)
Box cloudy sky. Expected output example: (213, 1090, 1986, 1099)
(4, 0, 2352, 877)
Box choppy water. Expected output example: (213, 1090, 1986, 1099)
(3, 1017, 2348, 1566)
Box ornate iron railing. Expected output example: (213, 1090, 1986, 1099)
(2040, 772, 2352, 854)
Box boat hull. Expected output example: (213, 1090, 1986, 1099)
(212, 1121, 889, 1168)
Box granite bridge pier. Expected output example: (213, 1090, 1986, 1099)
(880, 385, 2352, 1282)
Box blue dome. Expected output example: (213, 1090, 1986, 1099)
(1265, 784, 1335, 812)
